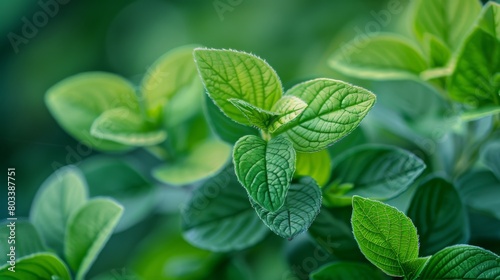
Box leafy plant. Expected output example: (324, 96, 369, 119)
(0, 166, 123, 280)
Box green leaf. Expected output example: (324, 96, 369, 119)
(228, 98, 277, 130)
(351, 196, 419, 277)
(461, 106, 500, 121)
(30, 166, 88, 256)
(251, 177, 321, 239)
(268, 96, 308, 134)
(0, 221, 45, 265)
(458, 170, 500, 220)
(0, 253, 71, 280)
(311, 262, 387, 280)
(141, 45, 203, 122)
(407, 177, 468, 256)
(309, 206, 365, 261)
(233, 135, 296, 212)
(413, 0, 482, 49)
(324, 145, 426, 206)
(423, 34, 451, 68)
(80, 157, 157, 232)
(295, 150, 331, 187)
(418, 245, 500, 279)
(194, 48, 282, 125)
(280, 79, 376, 152)
(153, 139, 231, 186)
(329, 35, 428, 80)
(478, 2, 500, 40)
(182, 166, 268, 251)
(483, 141, 500, 180)
(91, 107, 166, 146)
(65, 198, 123, 280)
(204, 94, 259, 144)
(402, 257, 429, 280)
(448, 3, 500, 108)
(45, 72, 138, 151)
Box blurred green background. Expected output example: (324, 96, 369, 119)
(1, 0, 472, 278)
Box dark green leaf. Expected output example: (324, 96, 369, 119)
(311, 262, 387, 280)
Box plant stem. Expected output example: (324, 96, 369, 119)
(261, 130, 271, 141)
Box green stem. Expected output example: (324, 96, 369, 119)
(261, 130, 271, 141)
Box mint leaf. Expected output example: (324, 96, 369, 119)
(407, 177, 468, 256)
(141, 45, 203, 122)
(329, 35, 428, 80)
(153, 139, 231, 186)
(229, 98, 278, 130)
(280, 79, 376, 152)
(182, 166, 268, 251)
(458, 170, 500, 221)
(419, 245, 500, 279)
(45, 72, 138, 151)
(91, 107, 167, 146)
(268, 96, 307, 134)
(325, 145, 425, 206)
(0, 221, 45, 264)
(65, 198, 123, 280)
(30, 166, 88, 256)
(0, 253, 71, 280)
(204, 95, 259, 144)
(80, 157, 157, 232)
(194, 48, 282, 125)
(413, 0, 482, 49)
(251, 177, 321, 239)
(295, 150, 331, 187)
(449, 3, 500, 109)
(351, 196, 420, 277)
(311, 262, 387, 280)
(233, 135, 296, 212)
(423, 34, 451, 68)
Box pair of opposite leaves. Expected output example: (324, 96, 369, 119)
(193, 48, 377, 213)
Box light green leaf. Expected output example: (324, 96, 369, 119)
(251, 177, 321, 239)
(448, 4, 500, 108)
(91, 107, 166, 146)
(423, 34, 451, 68)
(280, 79, 376, 152)
(402, 257, 429, 280)
(0, 253, 71, 280)
(153, 139, 231, 186)
(458, 170, 500, 220)
(351, 196, 420, 277)
(194, 48, 282, 125)
(0, 221, 45, 265)
(233, 135, 296, 212)
(407, 177, 468, 256)
(204, 95, 259, 144)
(418, 245, 500, 279)
(329, 35, 428, 80)
(309, 206, 365, 261)
(478, 2, 500, 40)
(228, 98, 277, 130)
(268, 96, 307, 134)
(295, 150, 331, 187)
(65, 198, 123, 280)
(483, 141, 500, 181)
(182, 166, 268, 251)
(80, 157, 157, 232)
(30, 166, 88, 256)
(325, 145, 425, 206)
(45, 72, 138, 151)
(311, 262, 387, 280)
(413, 0, 482, 49)
(141, 45, 203, 122)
